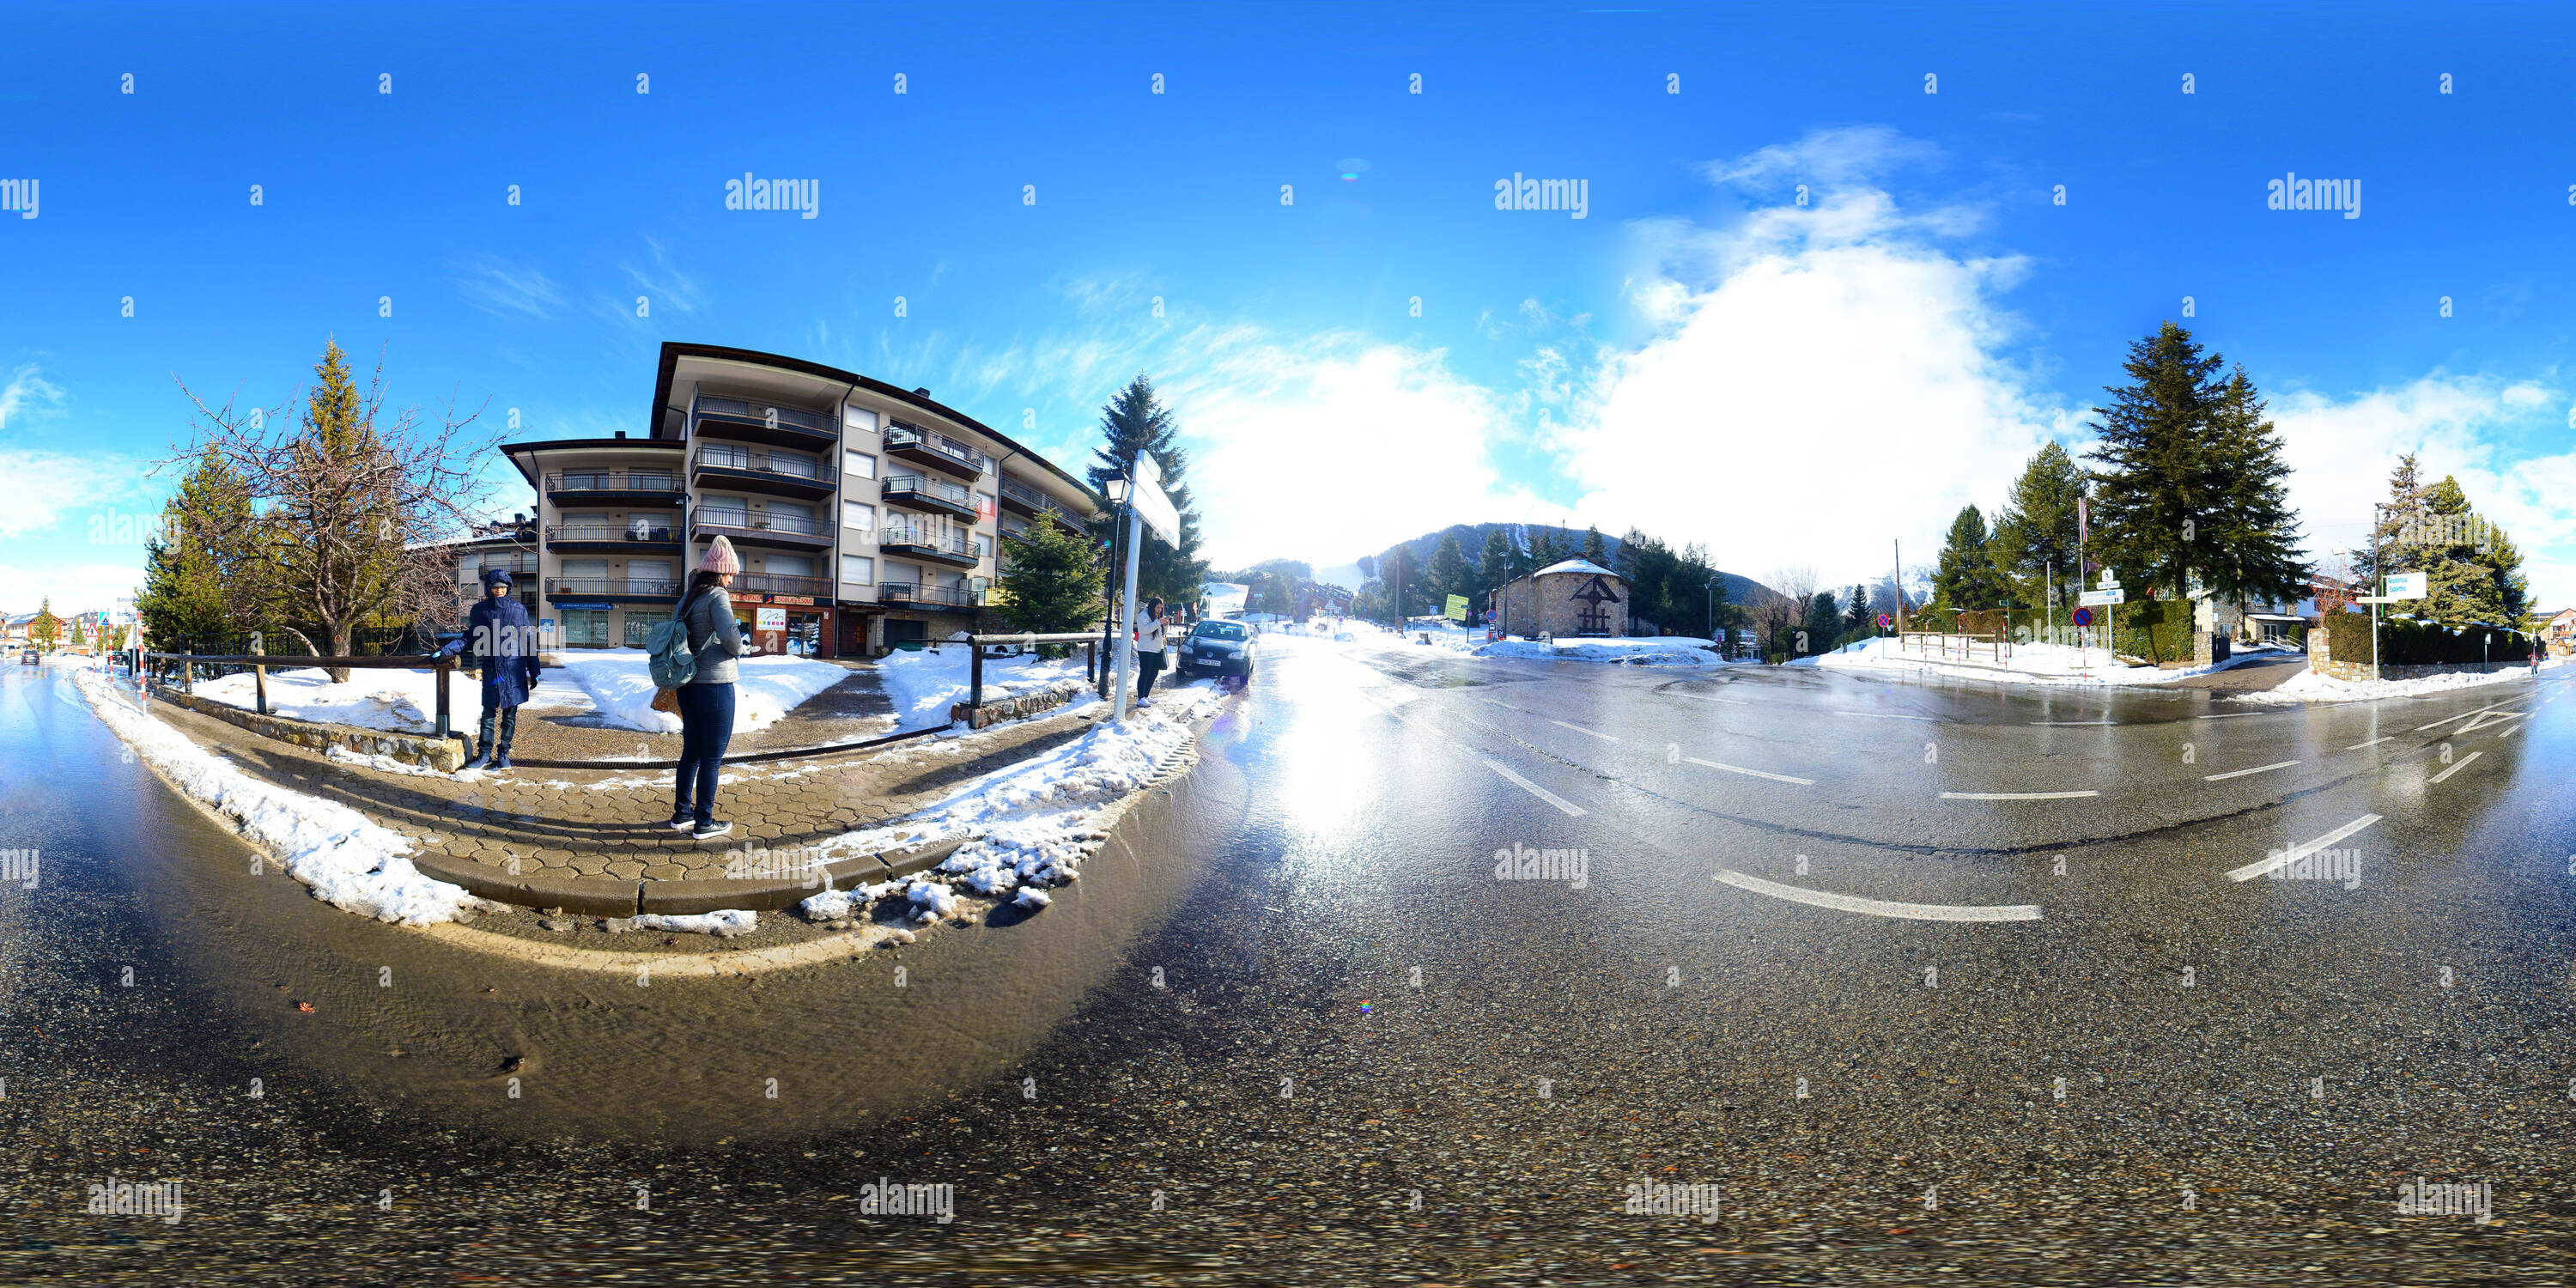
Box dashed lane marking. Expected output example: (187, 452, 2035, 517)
(2344, 736, 2396, 750)
(1480, 758, 1588, 817)
(2227, 813, 2381, 883)
(1713, 870, 2044, 922)
(2203, 760, 2299, 782)
(1550, 720, 1619, 743)
(2032, 720, 2117, 726)
(1673, 693, 1750, 706)
(1685, 757, 1814, 786)
(1835, 711, 1941, 722)
(1940, 789, 2099, 800)
(2427, 750, 2482, 785)
(2197, 711, 2264, 720)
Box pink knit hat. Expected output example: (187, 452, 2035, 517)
(697, 534, 742, 574)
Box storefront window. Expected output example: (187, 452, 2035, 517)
(623, 614, 654, 648)
(561, 610, 611, 648)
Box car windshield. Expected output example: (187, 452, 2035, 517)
(1194, 622, 1248, 641)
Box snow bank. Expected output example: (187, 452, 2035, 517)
(873, 644, 1095, 730)
(1809, 635, 2239, 687)
(796, 677, 1223, 925)
(551, 647, 848, 734)
(1472, 636, 1729, 666)
(2227, 661, 2548, 705)
(633, 909, 756, 937)
(194, 665, 474, 733)
(75, 670, 498, 926)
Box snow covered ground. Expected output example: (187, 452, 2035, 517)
(189, 650, 845, 736)
(2225, 657, 2563, 704)
(194, 665, 482, 732)
(1202, 581, 1249, 617)
(1804, 635, 2274, 687)
(74, 669, 499, 925)
(1291, 619, 1734, 667)
(797, 676, 1225, 926)
(550, 648, 848, 735)
(872, 643, 1099, 730)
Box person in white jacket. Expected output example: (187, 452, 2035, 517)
(1133, 597, 1168, 705)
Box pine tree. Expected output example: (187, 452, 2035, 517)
(1931, 505, 2008, 611)
(1427, 532, 1471, 615)
(2085, 329, 2305, 606)
(997, 513, 1103, 646)
(1479, 529, 1512, 605)
(1990, 441, 2087, 611)
(2352, 453, 2430, 586)
(1084, 374, 1209, 611)
(138, 444, 258, 644)
(1582, 525, 1607, 564)
(1801, 591, 1842, 653)
(1844, 584, 1872, 634)
(68, 616, 88, 647)
(31, 598, 58, 653)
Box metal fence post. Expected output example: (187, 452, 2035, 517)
(251, 632, 267, 716)
(434, 655, 452, 742)
(969, 640, 984, 712)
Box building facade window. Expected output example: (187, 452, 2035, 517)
(843, 406, 878, 434)
(842, 501, 874, 532)
(840, 555, 875, 585)
(622, 614, 654, 648)
(561, 610, 611, 647)
(843, 450, 877, 479)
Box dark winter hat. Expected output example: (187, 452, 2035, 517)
(483, 568, 515, 588)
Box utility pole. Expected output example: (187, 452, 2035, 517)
(2370, 501, 2382, 681)
(1893, 539, 1904, 633)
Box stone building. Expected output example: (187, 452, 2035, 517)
(1496, 558, 1628, 637)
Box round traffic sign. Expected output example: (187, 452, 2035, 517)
(2071, 606, 2094, 628)
(1875, 613, 1892, 629)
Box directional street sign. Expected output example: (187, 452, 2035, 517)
(2079, 588, 2125, 607)
(1128, 453, 1180, 548)
(2384, 571, 2426, 600)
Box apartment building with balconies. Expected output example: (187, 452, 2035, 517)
(492, 343, 1103, 658)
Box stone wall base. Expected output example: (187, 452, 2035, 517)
(2310, 657, 2524, 683)
(953, 677, 1095, 730)
(154, 686, 465, 772)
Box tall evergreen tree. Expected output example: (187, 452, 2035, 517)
(1930, 505, 2008, 611)
(996, 513, 1103, 647)
(1844, 584, 1872, 634)
(2085, 328, 2305, 606)
(31, 598, 58, 653)
(1084, 374, 1209, 610)
(138, 444, 258, 643)
(1427, 532, 1471, 613)
(1582, 525, 1607, 564)
(1479, 529, 1512, 605)
(1990, 440, 2087, 611)
(2352, 453, 2429, 587)
(1801, 591, 1842, 653)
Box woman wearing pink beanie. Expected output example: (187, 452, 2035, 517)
(668, 535, 748, 838)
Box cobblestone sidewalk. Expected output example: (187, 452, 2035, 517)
(145, 692, 1110, 885)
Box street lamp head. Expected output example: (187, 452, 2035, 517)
(1104, 477, 1131, 503)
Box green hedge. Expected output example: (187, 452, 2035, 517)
(2323, 610, 2531, 665)
(2108, 598, 2195, 664)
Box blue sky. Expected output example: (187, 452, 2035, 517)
(7, 2, 2576, 616)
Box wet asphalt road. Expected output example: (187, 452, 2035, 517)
(3, 647, 2573, 1284)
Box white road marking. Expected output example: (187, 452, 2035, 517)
(2344, 736, 2395, 750)
(2496, 724, 2523, 739)
(2032, 720, 2117, 726)
(1686, 757, 1814, 786)
(1674, 693, 1749, 706)
(1940, 789, 2099, 800)
(1480, 758, 1587, 817)
(2458, 709, 2526, 733)
(2197, 711, 2264, 719)
(1550, 720, 1619, 743)
(2427, 750, 2482, 784)
(1713, 870, 2043, 922)
(2227, 813, 2381, 882)
(1836, 711, 1941, 722)
(2203, 760, 2299, 782)
(2416, 706, 2506, 732)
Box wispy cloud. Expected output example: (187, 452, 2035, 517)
(609, 235, 708, 325)
(452, 254, 568, 321)
(0, 362, 68, 430)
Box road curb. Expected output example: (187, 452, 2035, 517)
(410, 837, 973, 915)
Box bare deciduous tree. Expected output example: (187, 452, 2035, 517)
(168, 340, 493, 679)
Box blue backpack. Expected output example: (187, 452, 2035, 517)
(645, 592, 700, 690)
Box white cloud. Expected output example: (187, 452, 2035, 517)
(0, 448, 156, 539)
(453, 255, 567, 320)
(0, 558, 148, 617)
(2269, 374, 2576, 605)
(1553, 130, 2070, 588)
(0, 362, 68, 430)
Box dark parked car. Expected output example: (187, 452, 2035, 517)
(1181, 619, 1256, 679)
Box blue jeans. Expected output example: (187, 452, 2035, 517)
(673, 682, 737, 823)
(475, 701, 519, 757)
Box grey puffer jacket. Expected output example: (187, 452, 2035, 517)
(677, 585, 747, 684)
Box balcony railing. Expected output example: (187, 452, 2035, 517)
(544, 577, 682, 598)
(879, 528, 976, 560)
(546, 471, 682, 495)
(883, 472, 978, 509)
(692, 447, 835, 485)
(546, 523, 678, 544)
(884, 422, 992, 475)
(692, 395, 831, 433)
(694, 512, 823, 537)
(879, 582, 977, 609)
(731, 572, 832, 598)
